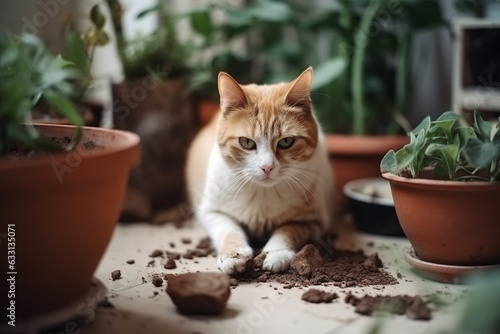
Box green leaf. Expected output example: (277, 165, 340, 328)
(474, 111, 492, 141)
(425, 143, 459, 179)
(44, 89, 83, 126)
(137, 4, 161, 19)
(95, 30, 110, 46)
(410, 116, 431, 135)
(249, 0, 292, 23)
(380, 150, 397, 173)
(311, 57, 347, 91)
(190, 10, 214, 41)
(464, 138, 499, 168)
(44, 89, 83, 144)
(90, 5, 106, 29)
(433, 111, 460, 141)
(435, 111, 460, 123)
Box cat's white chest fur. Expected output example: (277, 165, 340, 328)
(197, 135, 332, 240)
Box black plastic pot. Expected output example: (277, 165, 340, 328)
(343, 178, 405, 237)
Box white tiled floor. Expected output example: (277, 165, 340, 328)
(58, 218, 470, 334)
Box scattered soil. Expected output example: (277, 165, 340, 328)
(4, 136, 102, 159)
(345, 293, 432, 320)
(126, 259, 135, 265)
(166, 272, 231, 315)
(301, 289, 338, 303)
(235, 245, 396, 289)
(124, 237, 430, 320)
(152, 276, 164, 287)
(111, 270, 121, 281)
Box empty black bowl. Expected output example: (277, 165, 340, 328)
(343, 178, 405, 237)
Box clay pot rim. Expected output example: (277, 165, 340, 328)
(382, 172, 500, 189)
(0, 123, 140, 169)
(325, 134, 408, 156)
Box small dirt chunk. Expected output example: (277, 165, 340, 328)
(167, 251, 181, 260)
(164, 258, 177, 270)
(301, 289, 338, 303)
(181, 237, 192, 244)
(166, 272, 231, 315)
(152, 276, 164, 287)
(196, 237, 212, 249)
(111, 270, 121, 281)
(126, 259, 135, 265)
(345, 293, 431, 320)
(291, 244, 323, 277)
(150, 249, 164, 258)
(362, 253, 383, 272)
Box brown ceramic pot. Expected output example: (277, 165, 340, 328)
(382, 172, 500, 266)
(326, 134, 408, 209)
(0, 124, 140, 321)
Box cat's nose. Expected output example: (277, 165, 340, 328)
(260, 164, 274, 174)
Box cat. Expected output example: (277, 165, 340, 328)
(186, 67, 334, 274)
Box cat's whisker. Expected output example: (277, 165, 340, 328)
(231, 175, 253, 207)
(286, 173, 321, 215)
(285, 176, 315, 215)
(216, 172, 249, 209)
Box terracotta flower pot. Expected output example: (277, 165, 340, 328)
(325, 134, 408, 209)
(0, 124, 140, 321)
(382, 172, 500, 266)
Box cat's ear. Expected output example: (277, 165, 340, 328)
(218, 72, 247, 112)
(285, 67, 313, 111)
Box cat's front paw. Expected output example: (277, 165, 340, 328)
(217, 246, 253, 275)
(262, 249, 296, 273)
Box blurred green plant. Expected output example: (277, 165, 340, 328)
(381, 111, 500, 181)
(62, 4, 110, 93)
(0, 33, 84, 154)
(185, 0, 447, 134)
(0, 4, 111, 154)
(105, 0, 191, 79)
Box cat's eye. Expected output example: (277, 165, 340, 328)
(277, 137, 295, 149)
(239, 137, 257, 150)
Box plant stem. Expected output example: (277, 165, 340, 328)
(388, 24, 412, 134)
(351, 0, 384, 135)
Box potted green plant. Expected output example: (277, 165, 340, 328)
(0, 33, 140, 322)
(185, 0, 447, 206)
(380, 111, 500, 267)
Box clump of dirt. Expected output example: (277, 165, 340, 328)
(111, 270, 121, 281)
(291, 244, 323, 277)
(149, 249, 164, 257)
(164, 258, 177, 269)
(345, 293, 432, 320)
(152, 275, 164, 287)
(166, 272, 231, 315)
(301, 289, 338, 303)
(235, 245, 396, 289)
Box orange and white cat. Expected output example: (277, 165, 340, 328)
(186, 67, 334, 274)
